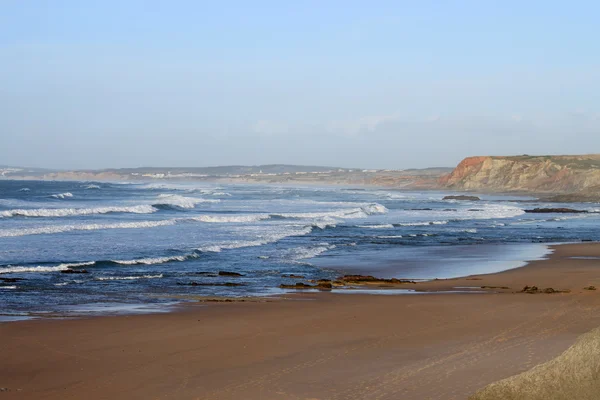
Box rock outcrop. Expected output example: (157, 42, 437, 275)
(441, 155, 600, 197)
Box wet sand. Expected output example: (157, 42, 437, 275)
(2, 243, 600, 399)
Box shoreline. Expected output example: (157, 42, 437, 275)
(1, 241, 555, 321)
(2, 242, 600, 399)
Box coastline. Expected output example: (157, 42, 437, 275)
(2, 243, 600, 399)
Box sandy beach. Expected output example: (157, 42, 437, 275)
(2, 243, 600, 400)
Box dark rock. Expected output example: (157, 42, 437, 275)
(279, 282, 314, 289)
(179, 281, 244, 287)
(61, 269, 88, 274)
(521, 285, 570, 294)
(443, 195, 480, 201)
(0, 277, 24, 283)
(218, 271, 244, 277)
(584, 286, 597, 290)
(195, 272, 218, 277)
(282, 274, 305, 279)
(524, 208, 588, 214)
(340, 275, 416, 284)
(316, 281, 333, 289)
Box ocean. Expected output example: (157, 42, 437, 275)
(1, 180, 599, 319)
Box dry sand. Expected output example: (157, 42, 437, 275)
(2, 243, 600, 400)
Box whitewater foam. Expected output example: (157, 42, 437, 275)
(95, 274, 163, 281)
(0, 261, 95, 275)
(111, 255, 195, 265)
(84, 184, 101, 189)
(193, 214, 269, 223)
(0, 204, 158, 218)
(357, 224, 394, 229)
(155, 194, 219, 208)
(395, 221, 449, 227)
(0, 219, 176, 237)
(51, 192, 73, 199)
(289, 244, 336, 260)
(198, 226, 314, 253)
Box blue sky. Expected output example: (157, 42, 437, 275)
(1, 1, 599, 169)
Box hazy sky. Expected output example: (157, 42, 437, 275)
(1, 1, 599, 170)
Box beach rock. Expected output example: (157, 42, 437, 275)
(61, 269, 88, 274)
(525, 208, 588, 214)
(179, 281, 244, 287)
(481, 286, 510, 290)
(443, 195, 480, 201)
(0, 277, 24, 283)
(195, 272, 218, 277)
(279, 282, 314, 289)
(521, 285, 570, 294)
(584, 286, 597, 291)
(316, 281, 333, 289)
(339, 275, 416, 285)
(282, 274, 305, 279)
(218, 271, 244, 277)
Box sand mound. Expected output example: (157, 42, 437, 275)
(471, 326, 600, 400)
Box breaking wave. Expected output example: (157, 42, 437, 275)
(198, 226, 314, 253)
(51, 192, 73, 199)
(154, 194, 220, 209)
(0, 220, 176, 237)
(111, 254, 198, 265)
(0, 205, 158, 218)
(357, 224, 395, 229)
(394, 220, 449, 227)
(0, 261, 93, 274)
(193, 214, 269, 223)
(95, 274, 163, 281)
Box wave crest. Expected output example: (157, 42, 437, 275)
(51, 192, 73, 199)
(0, 205, 158, 218)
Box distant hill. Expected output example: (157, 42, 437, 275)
(441, 154, 600, 199)
(2, 164, 453, 189)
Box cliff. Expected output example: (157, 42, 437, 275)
(441, 155, 600, 197)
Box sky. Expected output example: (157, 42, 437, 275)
(1, 1, 599, 170)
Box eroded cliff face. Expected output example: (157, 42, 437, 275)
(441, 155, 600, 194)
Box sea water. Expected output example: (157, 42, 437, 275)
(1, 180, 598, 317)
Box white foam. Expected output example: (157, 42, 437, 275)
(272, 203, 387, 221)
(0, 261, 94, 275)
(0, 265, 68, 274)
(18, 188, 30, 192)
(199, 226, 313, 253)
(111, 255, 194, 265)
(51, 192, 73, 199)
(357, 224, 394, 229)
(193, 214, 269, 223)
(0, 285, 16, 289)
(95, 274, 163, 281)
(289, 244, 336, 260)
(155, 194, 220, 208)
(0, 219, 176, 237)
(84, 184, 101, 189)
(0, 204, 158, 218)
(396, 221, 449, 226)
